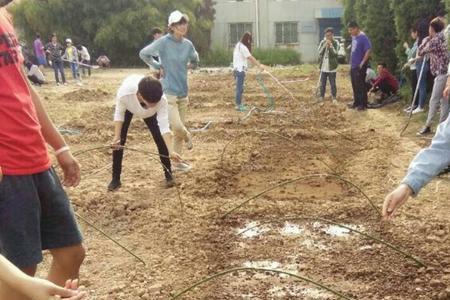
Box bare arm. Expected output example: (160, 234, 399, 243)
(361, 49, 371, 67)
(21, 68, 81, 187)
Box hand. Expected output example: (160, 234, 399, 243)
(444, 85, 450, 98)
(403, 42, 409, 49)
(169, 152, 183, 163)
(57, 151, 81, 187)
(22, 277, 86, 300)
(159, 67, 165, 78)
(110, 138, 122, 151)
(359, 63, 364, 70)
(382, 184, 413, 220)
(258, 64, 266, 72)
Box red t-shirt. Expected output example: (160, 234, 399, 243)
(0, 9, 50, 175)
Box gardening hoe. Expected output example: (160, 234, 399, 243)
(400, 55, 428, 136)
(264, 70, 297, 102)
(62, 58, 100, 69)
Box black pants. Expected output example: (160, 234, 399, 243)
(410, 70, 418, 107)
(28, 75, 44, 86)
(112, 110, 172, 181)
(373, 81, 396, 96)
(350, 65, 368, 108)
(81, 59, 91, 76)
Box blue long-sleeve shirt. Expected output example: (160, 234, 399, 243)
(402, 116, 450, 195)
(139, 34, 199, 98)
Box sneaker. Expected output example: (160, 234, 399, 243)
(56, 82, 61, 86)
(63, 82, 68, 86)
(412, 107, 425, 114)
(173, 162, 192, 172)
(186, 133, 193, 150)
(332, 98, 338, 104)
(238, 104, 248, 112)
(165, 178, 176, 188)
(417, 126, 431, 136)
(107, 179, 121, 191)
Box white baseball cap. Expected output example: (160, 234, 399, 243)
(65, 38, 72, 44)
(168, 10, 188, 26)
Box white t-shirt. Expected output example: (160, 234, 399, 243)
(114, 74, 170, 135)
(28, 65, 45, 82)
(233, 42, 251, 72)
(80, 46, 90, 61)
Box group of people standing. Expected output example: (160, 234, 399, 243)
(31, 33, 93, 86)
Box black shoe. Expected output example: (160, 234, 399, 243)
(347, 102, 357, 109)
(108, 179, 121, 191)
(417, 126, 431, 136)
(165, 178, 176, 189)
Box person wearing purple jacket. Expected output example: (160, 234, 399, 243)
(33, 33, 46, 71)
(348, 21, 372, 111)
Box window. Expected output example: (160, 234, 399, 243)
(275, 22, 298, 44)
(229, 23, 253, 47)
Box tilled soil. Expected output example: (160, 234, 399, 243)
(35, 67, 450, 300)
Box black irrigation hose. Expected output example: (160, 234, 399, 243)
(75, 212, 146, 266)
(169, 267, 355, 300)
(230, 216, 426, 267)
(221, 173, 381, 219)
(219, 130, 336, 173)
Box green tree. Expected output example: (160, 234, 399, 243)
(341, 0, 357, 41)
(391, 0, 442, 66)
(364, 0, 397, 71)
(11, 0, 215, 66)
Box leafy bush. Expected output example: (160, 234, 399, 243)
(253, 48, 301, 66)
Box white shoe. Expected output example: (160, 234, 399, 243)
(173, 162, 192, 172)
(412, 107, 425, 114)
(332, 98, 338, 104)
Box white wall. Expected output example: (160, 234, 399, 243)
(211, 0, 343, 63)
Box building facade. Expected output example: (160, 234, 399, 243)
(211, 0, 343, 63)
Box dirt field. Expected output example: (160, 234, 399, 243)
(35, 66, 450, 299)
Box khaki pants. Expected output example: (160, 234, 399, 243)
(166, 95, 190, 154)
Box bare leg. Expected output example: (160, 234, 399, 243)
(47, 244, 85, 286)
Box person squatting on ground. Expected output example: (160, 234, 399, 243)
(96, 55, 110, 68)
(25, 61, 46, 86)
(383, 81, 450, 220)
(417, 18, 449, 136)
(108, 75, 182, 191)
(317, 27, 339, 103)
(0, 254, 86, 300)
(403, 27, 420, 113)
(232, 31, 265, 112)
(367, 62, 399, 108)
(139, 10, 198, 172)
(77, 44, 91, 77)
(348, 21, 372, 111)
(63, 38, 82, 85)
(33, 33, 47, 71)
(0, 3, 86, 300)
(45, 34, 66, 85)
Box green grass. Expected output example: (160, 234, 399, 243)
(201, 47, 302, 67)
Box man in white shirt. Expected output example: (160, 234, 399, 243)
(109, 75, 182, 191)
(77, 45, 91, 77)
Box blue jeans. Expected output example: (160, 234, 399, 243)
(70, 62, 79, 80)
(52, 60, 66, 83)
(319, 71, 337, 98)
(416, 59, 429, 109)
(234, 70, 246, 106)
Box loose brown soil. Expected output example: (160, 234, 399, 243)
(36, 66, 450, 300)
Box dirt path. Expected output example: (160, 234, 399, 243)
(35, 67, 450, 299)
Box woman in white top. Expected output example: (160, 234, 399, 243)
(232, 32, 264, 111)
(109, 75, 182, 191)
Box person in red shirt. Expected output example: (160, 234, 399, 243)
(0, 2, 85, 299)
(369, 62, 399, 99)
